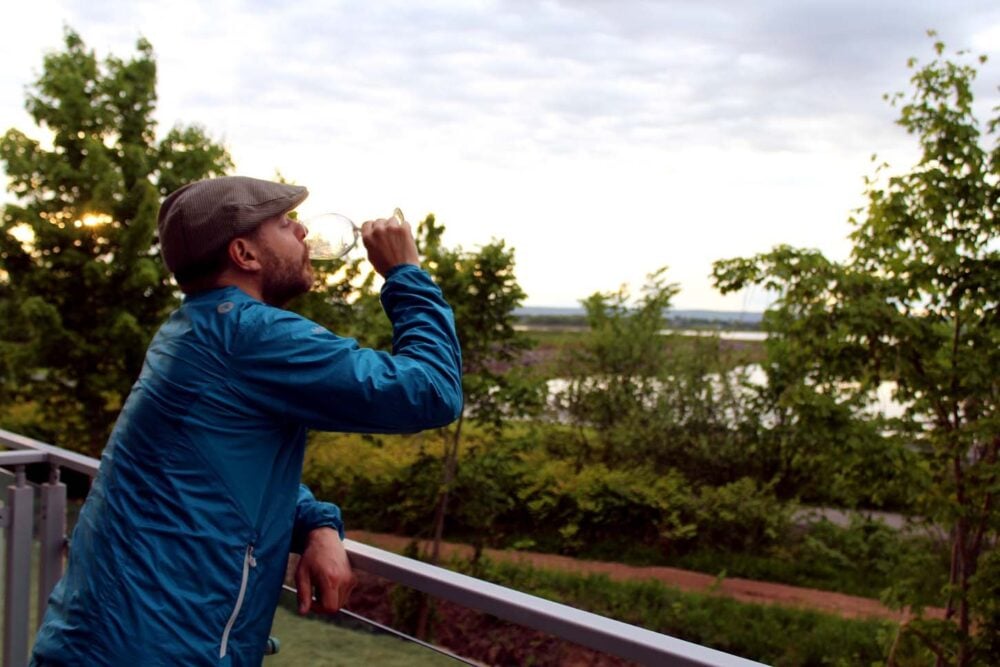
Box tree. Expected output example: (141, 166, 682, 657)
(558, 268, 765, 485)
(415, 214, 544, 560)
(0, 29, 233, 454)
(558, 267, 679, 466)
(713, 38, 998, 666)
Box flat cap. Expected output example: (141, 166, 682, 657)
(157, 176, 309, 276)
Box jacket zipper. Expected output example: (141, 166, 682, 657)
(219, 545, 256, 658)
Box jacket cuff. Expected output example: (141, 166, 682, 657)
(291, 501, 345, 553)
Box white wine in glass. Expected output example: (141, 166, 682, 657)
(304, 208, 405, 261)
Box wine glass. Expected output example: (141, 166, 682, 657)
(304, 208, 405, 261)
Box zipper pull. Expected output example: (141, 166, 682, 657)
(249, 545, 257, 568)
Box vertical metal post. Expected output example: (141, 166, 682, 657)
(4, 466, 34, 667)
(38, 464, 66, 624)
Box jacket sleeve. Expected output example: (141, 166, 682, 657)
(291, 484, 345, 553)
(232, 264, 463, 433)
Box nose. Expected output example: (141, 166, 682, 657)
(296, 220, 308, 240)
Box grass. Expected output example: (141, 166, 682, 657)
(267, 593, 457, 666)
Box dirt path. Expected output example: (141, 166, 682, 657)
(347, 530, 945, 622)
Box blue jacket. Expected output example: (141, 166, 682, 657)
(31, 265, 463, 666)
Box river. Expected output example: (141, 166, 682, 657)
(546, 363, 909, 420)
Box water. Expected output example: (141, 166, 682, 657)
(514, 325, 767, 341)
(659, 329, 767, 342)
(546, 364, 909, 421)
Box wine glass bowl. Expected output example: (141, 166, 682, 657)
(304, 209, 406, 261)
(304, 213, 360, 261)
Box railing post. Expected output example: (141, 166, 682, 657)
(4, 465, 34, 667)
(38, 464, 66, 625)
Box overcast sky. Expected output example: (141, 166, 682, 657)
(2, 1, 998, 310)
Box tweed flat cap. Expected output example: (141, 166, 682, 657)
(157, 176, 309, 275)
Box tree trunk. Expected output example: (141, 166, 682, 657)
(430, 411, 464, 564)
(416, 412, 465, 639)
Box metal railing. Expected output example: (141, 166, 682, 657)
(0, 428, 764, 667)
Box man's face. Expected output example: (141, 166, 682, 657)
(251, 213, 314, 306)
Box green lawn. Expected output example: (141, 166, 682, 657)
(267, 598, 462, 666)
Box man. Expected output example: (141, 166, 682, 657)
(31, 176, 464, 666)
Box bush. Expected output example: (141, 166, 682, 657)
(514, 458, 695, 553)
(669, 517, 947, 601)
(690, 478, 792, 552)
(303, 432, 442, 535)
(309, 431, 794, 557)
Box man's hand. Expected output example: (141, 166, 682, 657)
(295, 527, 355, 615)
(361, 214, 420, 277)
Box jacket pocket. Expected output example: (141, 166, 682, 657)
(219, 544, 257, 658)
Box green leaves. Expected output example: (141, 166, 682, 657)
(0, 28, 233, 453)
(418, 214, 544, 428)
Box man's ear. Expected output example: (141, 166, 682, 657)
(228, 237, 263, 272)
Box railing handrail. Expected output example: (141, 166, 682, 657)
(0, 429, 102, 476)
(0, 428, 765, 667)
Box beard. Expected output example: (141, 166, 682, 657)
(258, 243, 314, 307)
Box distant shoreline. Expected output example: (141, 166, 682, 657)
(516, 306, 764, 332)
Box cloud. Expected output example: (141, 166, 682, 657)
(9, 0, 998, 160)
(78, 0, 988, 168)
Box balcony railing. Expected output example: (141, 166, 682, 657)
(0, 428, 764, 667)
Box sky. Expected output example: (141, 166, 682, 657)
(2, 1, 998, 311)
